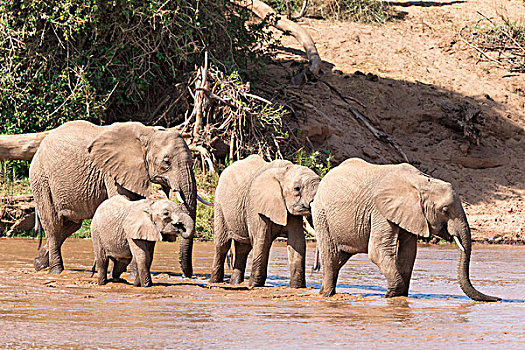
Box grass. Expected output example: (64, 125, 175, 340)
(465, 13, 525, 72)
(265, 0, 398, 24)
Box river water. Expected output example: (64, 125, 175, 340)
(0, 239, 523, 349)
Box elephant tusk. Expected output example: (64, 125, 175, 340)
(175, 191, 185, 204)
(197, 194, 214, 206)
(454, 236, 466, 252)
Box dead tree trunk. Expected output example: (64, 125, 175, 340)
(0, 132, 49, 161)
(232, 0, 321, 75)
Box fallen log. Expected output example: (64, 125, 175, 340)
(232, 0, 321, 75)
(0, 131, 50, 161)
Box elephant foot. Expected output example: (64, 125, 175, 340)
(109, 277, 128, 284)
(209, 274, 224, 284)
(98, 278, 108, 286)
(133, 278, 141, 287)
(229, 272, 243, 285)
(48, 265, 64, 275)
(289, 280, 306, 289)
(385, 289, 407, 298)
(248, 279, 265, 288)
(143, 280, 152, 288)
(33, 253, 50, 272)
(319, 286, 336, 297)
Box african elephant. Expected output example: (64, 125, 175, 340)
(209, 155, 320, 288)
(29, 120, 197, 276)
(312, 158, 500, 302)
(91, 195, 194, 287)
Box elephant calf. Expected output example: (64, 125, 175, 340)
(91, 195, 194, 287)
(210, 155, 320, 288)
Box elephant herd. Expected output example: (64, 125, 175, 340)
(27, 120, 500, 302)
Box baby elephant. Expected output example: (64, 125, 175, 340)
(91, 195, 194, 287)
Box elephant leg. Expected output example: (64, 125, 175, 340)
(396, 229, 417, 296)
(230, 241, 251, 285)
(112, 258, 131, 282)
(129, 239, 154, 287)
(319, 250, 352, 297)
(314, 208, 348, 297)
(209, 205, 230, 284)
(369, 219, 406, 298)
(96, 253, 109, 286)
(146, 242, 155, 272)
(47, 219, 82, 275)
(248, 235, 272, 288)
(32, 181, 52, 271)
(286, 216, 306, 288)
(128, 258, 138, 280)
(34, 243, 50, 272)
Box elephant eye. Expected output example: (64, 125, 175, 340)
(162, 158, 171, 167)
(163, 211, 170, 217)
(442, 207, 450, 216)
(294, 186, 301, 192)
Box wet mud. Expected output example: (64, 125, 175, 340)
(0, 238, 523, 349)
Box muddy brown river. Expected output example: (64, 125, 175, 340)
(0, 238, 523, 349)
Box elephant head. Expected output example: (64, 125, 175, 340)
(373, 164, 500, 302)
(124, 199, 194, 242)
(250, 162, 320, 226)
(87, 122, 197, 277)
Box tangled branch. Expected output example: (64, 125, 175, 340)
(459, 12, 525, 73)
(178, 57, 300, 173)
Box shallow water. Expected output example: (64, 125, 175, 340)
(0, 238, 523, 349)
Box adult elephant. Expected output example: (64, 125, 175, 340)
(312, 158, 500, 302)
(30, 120, 197, 276)
(209, 155, 320, 288)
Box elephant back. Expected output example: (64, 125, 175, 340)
(91, 195, 134, 245)
(29, 121, 108, 221)
(214, 155, 270, 237)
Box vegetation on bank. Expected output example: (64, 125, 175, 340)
(265, 0, 397, 23)
(461, 13, 525, 73)
(0, 0, 275, 137)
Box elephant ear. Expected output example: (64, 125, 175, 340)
(250, 167, 288, 227)
(373, 171, 430, 238)
(123, 202, 162, 241)
(88, 122, 152, 197)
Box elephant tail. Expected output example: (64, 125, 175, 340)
(311, 246, 321, 272)
(197, 194, 213, 206)
(91, 260, 96, 277)
(33, 212, 44, 250)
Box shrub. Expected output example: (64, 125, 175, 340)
(0, 0, 275, 135)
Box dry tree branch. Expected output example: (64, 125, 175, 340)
(232, 0, 321, 75)
(319, 80, 409, 163)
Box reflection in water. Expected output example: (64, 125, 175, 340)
(0, 239, 523, 349)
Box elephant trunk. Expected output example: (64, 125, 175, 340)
(179, 213, 195, 240)
(176, 164, 197, 278)
(450, 216, 501, 302)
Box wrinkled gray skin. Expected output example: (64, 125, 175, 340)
(313, 158, 500, 302)
(209, 155, 320, 288)
(91, 196, 194, 287)
(30, 120, 196, 276)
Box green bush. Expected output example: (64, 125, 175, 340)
(0, 0, 274, 135)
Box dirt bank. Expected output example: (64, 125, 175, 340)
(264, 0, 524, 242)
